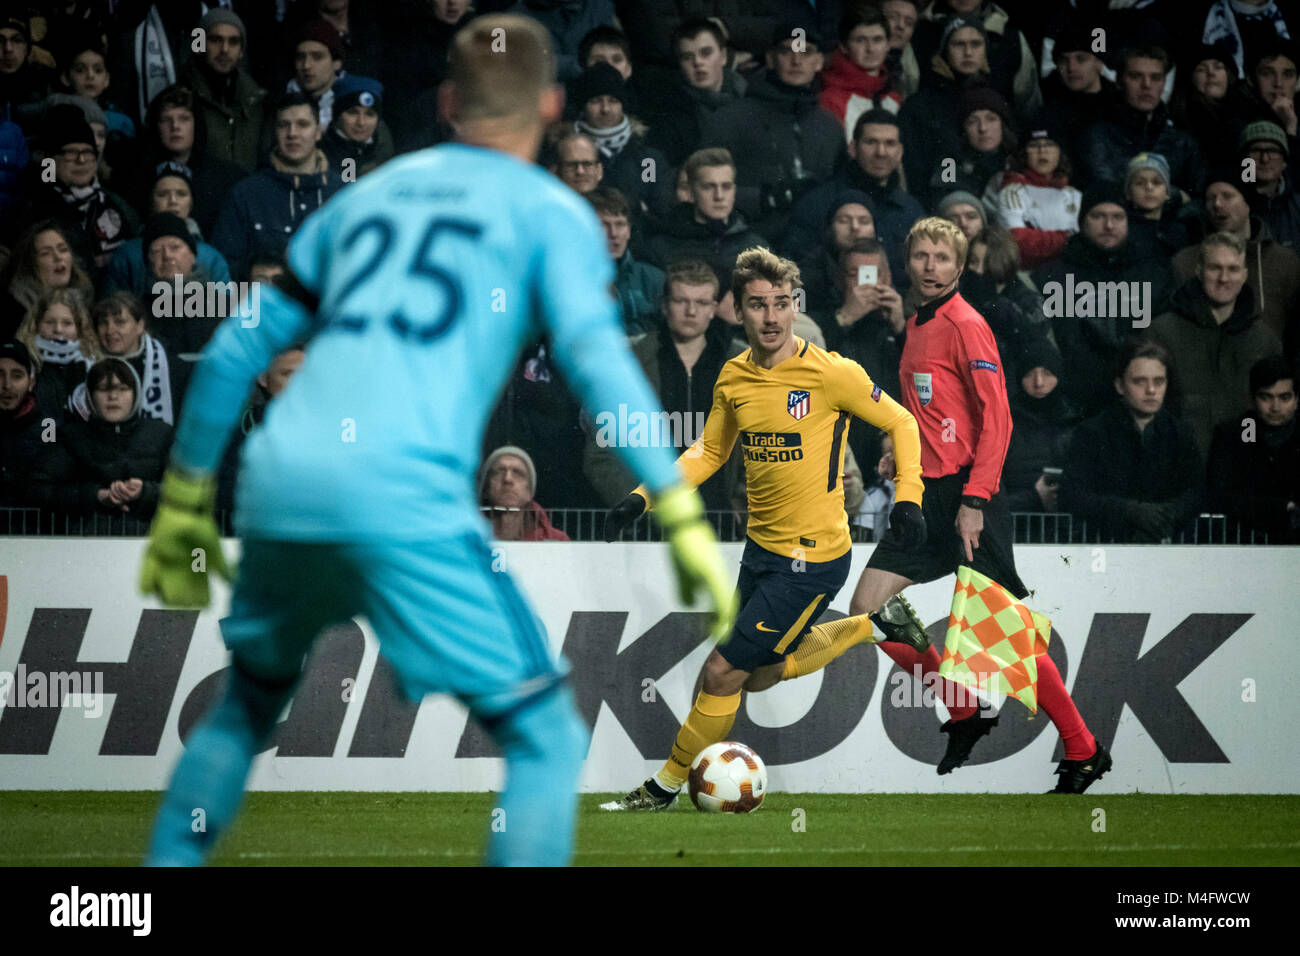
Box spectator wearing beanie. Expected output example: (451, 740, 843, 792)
(211, 92, 342, 281)
(1124, 152, 1195, 256)
(1174, 167, 1300, 356)
(322, 75, 394, 179)
(179, 8, 267, 173)
(899, 16, 996, 203)
(286, 19, 346, 129)
(286, 0, 385, 83)
(993, 117, 1081, 269)
(911, 1, 1041, 121)
(1039, 21, 1116, 169)
(1240, 119, 1300, 249)
(479, 445, 570, 542)
(920, 86, 1015, 211)
(104, 161, 232, 299)
(797, 189, 878, 316)
(819, 5, 903, 141)
(1079, 45, 1206, 194)
(1033, 180, 1174, 417)
(1002, 337, 1082, 516)
(936, 189, 987, 240)
(20, 104, 139, 270)
(570, 62, 670, 215)
(139, 210, 224, 376)
(42, 93, 118, 188)
(702, 19, 845, 240)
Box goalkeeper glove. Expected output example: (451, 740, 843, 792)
(886, 499, 927, 549)
(139, 468, 232, 608)
(603, 491, 647, 542)
(653, 484, 738, 644)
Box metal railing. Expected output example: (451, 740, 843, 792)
(0, 506, 1275, 544)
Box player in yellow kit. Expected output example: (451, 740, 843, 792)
(600, 247, 930, 811)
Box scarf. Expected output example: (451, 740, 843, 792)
(69, 335, 174, 424)
(135, 4, 179, 122)
(53, 178, 128, 257)
(1204, 0, 1291, 77)
(34, 335, 88, 367)
(574, 116, 631, 159)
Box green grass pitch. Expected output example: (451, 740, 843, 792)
(2, 792, 1297, 866)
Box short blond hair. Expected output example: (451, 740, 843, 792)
(905, 216, 969, 271)
(447, 15, 556, 122)
(731, 246, 801, 304)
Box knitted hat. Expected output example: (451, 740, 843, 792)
(142, 212, 197, 257)
(1189, 41, 1235, 74)
(479, 446, 538, 502)
(941, 16, 986, 52)
(771, 17, 825, 52)
(1239, 119, 1289, 156)
(0, 340, 36, 377)
(199, 8, 246, 44)
(1078, 180, 1126, 226)
(1, 17, 29, 43)
(1204, 164, 1247, 197)
(152, 159, 194, 189)
(1023, 111, 1065, 148)
(297, 19, 344, 61)
(1126, 152, 1171, 188)
(332, 74, 383, 114)
(571, 62, 628, 108)
(1018, 337, 1064, 380)
(44, 93, 106, 129)
(937, 190, 988, 228)
(1052, 21, 1095, 58)
(40, 103, 97, 155)
(825, 188, 876, 228)
(958, 85, 1014, 129)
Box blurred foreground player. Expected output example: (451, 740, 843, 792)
(601, 247, 929, 810)
(140, 15, 735, 866)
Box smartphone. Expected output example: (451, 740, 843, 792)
(857, 264, 878, 286)
(1042, 466, 1063, 486)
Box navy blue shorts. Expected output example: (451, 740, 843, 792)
(717, 539, 851, 672)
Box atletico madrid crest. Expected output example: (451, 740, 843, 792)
(787, 389, 811, 420)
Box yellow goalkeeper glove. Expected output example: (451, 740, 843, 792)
(139, 468, 232, 608)
(653, 483, 738, 644)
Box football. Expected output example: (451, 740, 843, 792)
(688, 742, 767, 813)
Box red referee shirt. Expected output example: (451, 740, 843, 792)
(899, 289, 1012, 500)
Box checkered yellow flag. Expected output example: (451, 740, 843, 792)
(938, 566, 1051, 713)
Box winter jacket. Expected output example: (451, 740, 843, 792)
(584, 320, 746, 509)
(1003, 386, 1082, 512)
(957, 271, 1053, 389)
(615, 0, 839, 67)
(598, 130, 673, 216)
(1149, 280, 1283, 454)
(210, 152, 343, 280)
(1033, 233, 1174, 417)
(644, 70, 747, 167)
(898, 63, 989, 205)
(1250, 175, 1300, 253)
(508, 0, 616, 80)
(103, 236, 231, 299)
(0, 118, 29, 219)
(17, 178, 140, 270)
(321, 121, 396, 180)
(30, 360, 173, 519)
(703, 70, 845, 238)
(925, 144, 1008, 215)
(1207, 412, 1300, 543)
(783, 166, 926, 291)
(1171, 216, 1300, 360)
(180, 60, 268, 173)
(613, 251, 664, 336)
(1126, 197, 1196, 259)
(911, 0, 1042, 120)
(1080, 101, 1206, 194)
(994, 168, 1081, 268)
(0, 392, 45, 508)
(1040, 70, 1116, 172)
(1061, 401, 1204, 543)
(818, 49, 903, 141)
(642, 203, 769, 288)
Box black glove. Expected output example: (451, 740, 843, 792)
(886, 500, 927, 549)
(604, 492, 647, 542)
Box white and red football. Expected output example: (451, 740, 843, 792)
(688, 742, 768, 813)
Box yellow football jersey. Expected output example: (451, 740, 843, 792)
(642, 338, 923, 562)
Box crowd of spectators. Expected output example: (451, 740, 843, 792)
(1, 1, 1298, 544)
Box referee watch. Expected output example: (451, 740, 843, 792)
(960, 495, 987, 510)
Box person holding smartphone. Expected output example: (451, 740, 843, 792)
(1001, 338, 1082, 516)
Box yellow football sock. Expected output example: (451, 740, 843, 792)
(656, 690, 742, 790)
(781, 614, 874, 680)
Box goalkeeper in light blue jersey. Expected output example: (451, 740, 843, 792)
(141, 14, 736, 868)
